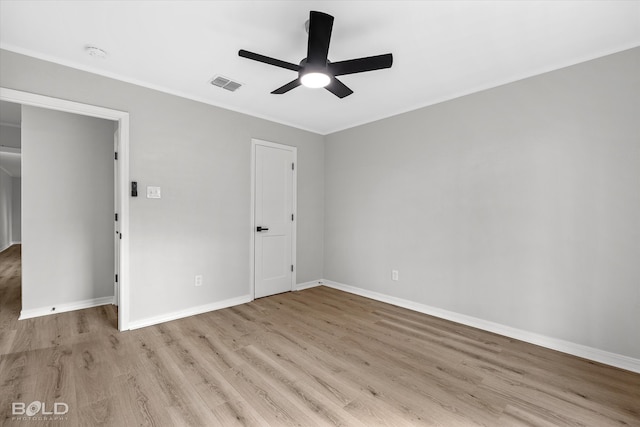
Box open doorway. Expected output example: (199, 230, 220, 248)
(0, 101, 21, 252)
(0, 101, 22, 337)
(0, 88, 130, 331)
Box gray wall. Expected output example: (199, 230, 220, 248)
(0, 49, 324, 322)
(3, 45, 637, 360)
(0, 167, 11, 251)
(0, 125, 21, 148)
(21, 106, 114, 310)
(325, 47, 640, 359)
(11, 177, 20, 242)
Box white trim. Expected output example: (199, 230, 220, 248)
(128, 294, 252, 330)
(292, 147, 297, 292)
(0, 241, 20, 256)
(250, 138, 298, 300)
(4, 43, 639, 136)
(0, 87, 131, 331)
(0, 121, 21, 128)
(322, 280, 640, 374)
(1, 88, 128, 121)
(0, 146, 21, 154)
(19, 296, 115, 320)
(0, 166, 13, 177)
(250, 141, 256, 300)
(321, 43, 640, 135)
(294, 280, 323, 291)
(0, 44, 319, 135)
(116, 115, 130, 331)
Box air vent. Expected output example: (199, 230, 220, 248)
(210, 75, 242, 92)
(211, 76, 230, 87)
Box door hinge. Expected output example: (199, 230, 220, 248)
(291, 213, 294, 221)
(119, 233, 122, 240)
(291, 265, 294, 272)
(115, 213, 118, 221)
(292, 162, 294, 170)
(115, 274, 118, 283)
(115, 152, 118, 160)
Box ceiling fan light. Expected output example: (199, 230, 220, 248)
(301, 72, 330, 88)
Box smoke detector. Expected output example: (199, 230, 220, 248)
(85, 46, 107, 59)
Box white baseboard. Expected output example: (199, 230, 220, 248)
(0, 242, 21, 253)
(128, 294, 253, 330)
(294, 280, 323, 291)
(20, 296, 115, 320)
(322, 279, 640, 374)
(129, 283, 323, 330)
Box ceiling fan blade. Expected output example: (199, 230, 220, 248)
(271, 79, 301, 94)
(329, 53, 393, 76)
(325, 77, 353, 98)
(306, 11, 334, 66)
(238, 49, 300, 72)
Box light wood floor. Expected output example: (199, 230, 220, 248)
(1, 245, 639, 426)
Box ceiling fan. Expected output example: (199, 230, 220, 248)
(238, 11, 393, 98)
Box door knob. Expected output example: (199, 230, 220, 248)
(256, 226, 269, 232)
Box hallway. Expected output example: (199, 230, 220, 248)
(0, 244, 21, 351)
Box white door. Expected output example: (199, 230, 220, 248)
(253, 141, 296, 298)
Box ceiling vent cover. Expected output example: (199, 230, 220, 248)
(210, 75, 242, 92)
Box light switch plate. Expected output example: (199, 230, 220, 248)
(147, 186, 161, 199)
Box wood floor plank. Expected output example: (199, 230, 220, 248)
(0, 330, 16, 356)
(233, 329, 358, 408)
(209, 399, 271, 427)
(259, 302, 485, 425)
(72, 340, 117, 408)
(343, 397, 424, 426)
(77, 397, 125, 427)
(221, 362, 319, 426)
(0, 352, 36, 425)
(234, 344, 369, 427)
(155, 322, 245, 408)
(135, 343, 214, 426)
(112, 370, 173, 427)
(1, 245, 639, 426)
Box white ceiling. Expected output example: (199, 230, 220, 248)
(1, 1, 639, 135)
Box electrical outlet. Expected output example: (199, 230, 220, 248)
(392, 270, 399, 281)
(195, 275, 203, 287)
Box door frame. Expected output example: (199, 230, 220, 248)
(0, 87, 131, 331)
(113, 128, 120, 307)
(250, 138, 297, 299)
